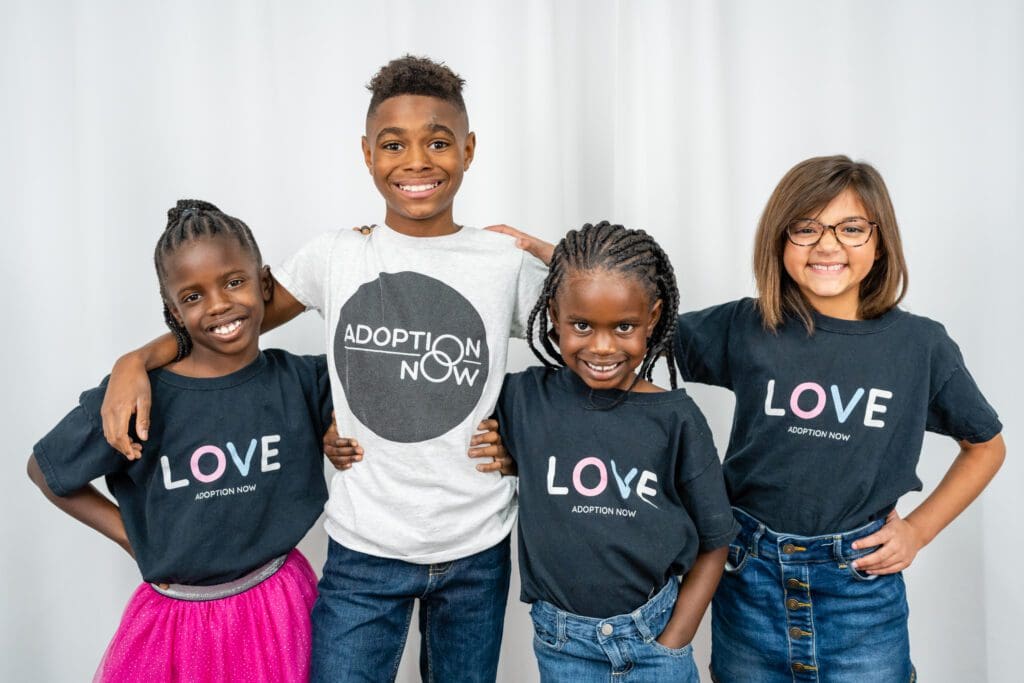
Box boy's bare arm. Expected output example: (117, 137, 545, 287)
(657, 546, 728, 649)
(100, 276, 306, 458)
(484, 225, 555, 265)
(27, 454, 133, 557)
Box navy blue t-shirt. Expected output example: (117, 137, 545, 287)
(675, 299, 1003, 536)
(33, 350, 332, 585)
(496, 366, 738, 618)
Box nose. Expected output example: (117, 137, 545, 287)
(403, 144, 433, 172)
(814, 227, 842, 251)
(206, 288, 232, 314)
(589, 329, 617, 355)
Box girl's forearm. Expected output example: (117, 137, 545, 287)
(27, 455, 133, 557)
(116, 333, 179, 372)
(657, 546, 728, 648)
(905, 433, 1005, 546)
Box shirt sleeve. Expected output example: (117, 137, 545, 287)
(510, 251, 549, 339)
(674, 300, 744, 389)
(494, 373, 520, 462)
(926, 336, 1002, 443)
(273, 230, 339, 313)
(676, 402, 738, 551)
(313, 354, 334, 436)
(32, 383, 126, 497)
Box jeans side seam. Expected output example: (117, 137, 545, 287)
(389, 599, 415, 683)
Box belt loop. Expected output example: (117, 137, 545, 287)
(750, 523, 766, 558)
(632, 605, 654, 642)
(832, 534, 845, 562)
(557, 610, 567, 643)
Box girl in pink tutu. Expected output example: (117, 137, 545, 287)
(27, 199, 332, 682)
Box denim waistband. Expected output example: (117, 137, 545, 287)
(731, 508, 883, 565)
(530, 578, 678, 642)
(150, 554, 287, 601)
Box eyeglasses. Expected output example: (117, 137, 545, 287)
(785, 218, 877, 247)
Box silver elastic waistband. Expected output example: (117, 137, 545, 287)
(150, 554, 288, 601)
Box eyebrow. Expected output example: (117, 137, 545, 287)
(801, 215, 871, 223)
(375, 123, 457, 142)
(173, 270, 248, 298)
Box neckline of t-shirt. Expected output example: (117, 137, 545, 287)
(153, 351, 268, 390)
(811, 307, 903, 335)
(554, 366, 690, 405)
(375, 222, 471, 244)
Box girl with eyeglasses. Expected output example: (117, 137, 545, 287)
(674, 155, 1005, 681)
(492, 154, 1005, 681)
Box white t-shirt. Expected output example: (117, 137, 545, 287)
(275, 224, 547, 563)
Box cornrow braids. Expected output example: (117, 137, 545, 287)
(526, 221, 681, 398)
(154, 199, 263, 361)
(366, 55, 466, 117)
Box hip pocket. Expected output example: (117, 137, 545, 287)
(841, 545, 881, 582)
(724, 541, 749, 574)
(529, 607, 564, 651)
(647, 638, 694, 657)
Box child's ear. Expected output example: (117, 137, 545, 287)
(260, 265, 274, 303)
(546, 301, 561, 343)
(646, 299, 663, 336)
(361, 136, 373, 174)
(163, 299, 184, 327)
(463, 131, 476, 171)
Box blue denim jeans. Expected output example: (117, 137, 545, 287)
(310, 536, 511, 683)
(530, 579, 700, 682)
(710, 508, 915, 683)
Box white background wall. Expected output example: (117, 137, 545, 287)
(2, 1, 1020, 681)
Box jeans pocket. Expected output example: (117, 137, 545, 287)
(648, 638, 694, 657)
(532, 623, 563, 650)
(844, 558, 880, 582)
(724, 541, 748, 574)
(840, 544, 882, 582)
(529, 608, 563, 651)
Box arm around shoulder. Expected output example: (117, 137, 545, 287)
(100, 334, 180, 458)
(261, 273, 306, 333)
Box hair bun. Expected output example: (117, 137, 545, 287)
(167, 199, 220, 224)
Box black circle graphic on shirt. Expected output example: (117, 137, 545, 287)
(335, 271, 490, 443)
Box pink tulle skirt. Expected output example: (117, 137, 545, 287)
(95, 549, 317, 682)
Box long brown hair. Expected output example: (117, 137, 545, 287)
(753, 155, 909, 333)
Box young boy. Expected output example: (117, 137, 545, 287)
(100, 56, 547, 682)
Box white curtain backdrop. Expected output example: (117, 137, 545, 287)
(3, 1, 1020, 681)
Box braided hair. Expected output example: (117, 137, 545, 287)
(154, 199, 263, 361)
(526, 221, 681, 393)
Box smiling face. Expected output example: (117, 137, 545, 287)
(161, 234, 271, 376)
(549, 269, 662, 391)
(782, 187, 879, 320)
(362, 94, 475, 236)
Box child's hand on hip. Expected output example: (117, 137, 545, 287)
(850, 510, 925, 575)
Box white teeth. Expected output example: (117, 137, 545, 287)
(585, 361, 620, 372)
(212, 320, 242, 335)
(399, 181, 440, 192)
(811, 264, 845, 272)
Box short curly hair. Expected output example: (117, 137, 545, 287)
(366, 55, 466, 117)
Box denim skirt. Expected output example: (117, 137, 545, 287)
(711, 508, 915, 683)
